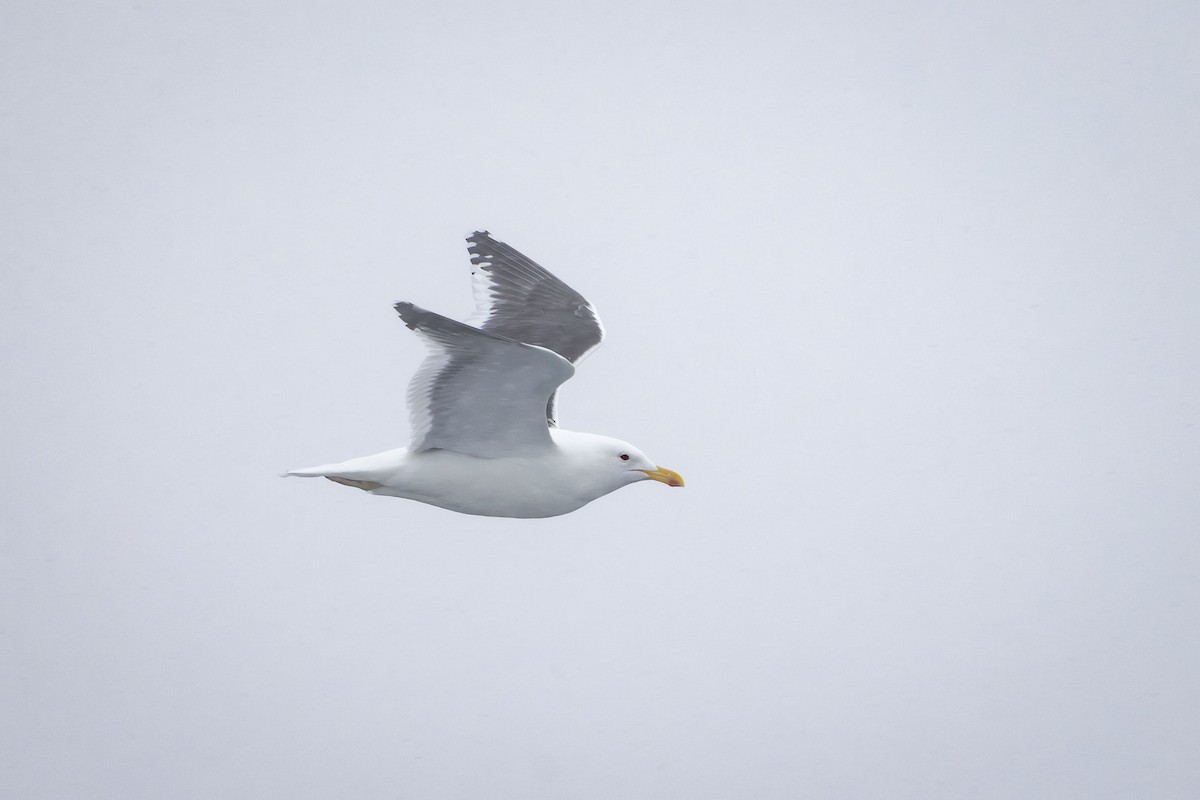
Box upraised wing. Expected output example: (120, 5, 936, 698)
(395, 302, 574, 458)
(464, 231, 605, 426)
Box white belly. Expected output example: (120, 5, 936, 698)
(372, 448, 603, 518)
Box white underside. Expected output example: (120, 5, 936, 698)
(286, 429, 644, 518)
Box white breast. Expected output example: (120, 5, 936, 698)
(371, 445, 613, 518)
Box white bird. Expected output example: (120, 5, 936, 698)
(286, 231, 683, 518)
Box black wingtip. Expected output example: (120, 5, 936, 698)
(393, 301, 420, 329)
(467, 230, 502, 267)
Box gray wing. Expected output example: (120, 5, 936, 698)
(465, 231, 605, 427)
(395, 302, 575, 457)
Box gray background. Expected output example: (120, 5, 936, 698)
(3, 1, 1198, 797)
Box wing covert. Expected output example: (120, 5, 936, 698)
(395, 302, 574, 458)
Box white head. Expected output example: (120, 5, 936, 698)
(551, 430, 684, 494)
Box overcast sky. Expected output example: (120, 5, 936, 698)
(3, 1, 1198, 797)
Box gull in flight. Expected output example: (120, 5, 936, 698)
(286, 231, 683, 518)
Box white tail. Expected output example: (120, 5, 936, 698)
(282, 447, 408, 482)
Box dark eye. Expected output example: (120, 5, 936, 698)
(619, 453, 630, 461)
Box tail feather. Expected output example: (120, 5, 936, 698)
(283, 465, 338, 478)
(282, 448, 408, 483)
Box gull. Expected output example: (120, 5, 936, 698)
(286, 231, 683, 518)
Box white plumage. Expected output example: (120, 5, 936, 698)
(286, 231, 683, 518)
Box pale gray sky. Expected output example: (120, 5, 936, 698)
(3, 1, 1198, 797)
